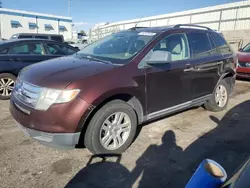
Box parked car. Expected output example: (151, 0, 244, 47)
(237, 42, 250, 78)
(10, 33, 65, 43)
(9, 24, 236, 154)
(0, 39, 79, 99)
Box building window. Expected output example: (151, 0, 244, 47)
(45, 24, 54, 31)
(29, 22, 38, 30)
(11, 20, 22, 28)
(59, 25, 67, 32)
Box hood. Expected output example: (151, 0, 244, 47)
(237, 52, 250, 62)
(20, 56, 115, 89)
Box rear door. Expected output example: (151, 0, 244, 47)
(210, 32, 235, 72)
(7, 41, 48, 74)
(186, 31, 223, 99)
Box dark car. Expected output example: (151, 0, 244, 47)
(0, 39, 79, 99)
(10, 33, 65, 43)
(237, 43, 250, 78)
(9, 24, 236, 154)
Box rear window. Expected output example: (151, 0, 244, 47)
(10, 43, 44, 55)
(187, 32, 214, 58)
(211, 32, 232, 55)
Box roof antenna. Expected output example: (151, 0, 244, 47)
(131, 16, 144, 30)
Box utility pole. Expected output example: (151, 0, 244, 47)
(68, 0, 71, 17)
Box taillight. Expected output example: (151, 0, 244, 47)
(233, 54, 238, 71)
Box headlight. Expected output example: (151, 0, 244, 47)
(36, 89, 80, 110)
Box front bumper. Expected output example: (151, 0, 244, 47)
(16, 121, 80, 149)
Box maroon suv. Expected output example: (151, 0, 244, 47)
(9, 24, 236, 154)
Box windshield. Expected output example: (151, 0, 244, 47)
(242, 43, 250, 52)
(76, 31, 156, 64)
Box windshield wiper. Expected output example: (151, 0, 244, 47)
(80, 55, 113, 65)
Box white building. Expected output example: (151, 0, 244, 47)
(90, 0, 250, 42)
(0, 8, 73, 40)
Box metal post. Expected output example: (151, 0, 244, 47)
(218, 10, 223, 31)
(68, 0, 71, 17)
(36, 16, 38, 33)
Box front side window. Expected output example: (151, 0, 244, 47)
(151, 33, 190, 61)
(76, 31, 156, 64)
(242, 43, 250, 53)
(45, 43, 75, 55)
(188, 32, 214, 58)
(10, 43, 44, 55)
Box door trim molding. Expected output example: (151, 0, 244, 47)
(145, 94, 211, 121)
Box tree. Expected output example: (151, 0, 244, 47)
(80, 30, 86, 36)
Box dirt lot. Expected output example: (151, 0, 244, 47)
(1, 80, 250, 188)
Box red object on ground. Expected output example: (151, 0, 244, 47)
(237, 52, 250, 78)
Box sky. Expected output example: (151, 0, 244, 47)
(3, 0, 243, 31)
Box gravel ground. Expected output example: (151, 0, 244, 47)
(0, 80, 250, 188)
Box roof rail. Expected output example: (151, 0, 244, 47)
(173, 24, 212, 30)
(129, 27, 149, 31)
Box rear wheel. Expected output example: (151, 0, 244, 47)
(84, 100, 137, 154)
(204, 79, 229, 112)
(0, 73, 16, 100)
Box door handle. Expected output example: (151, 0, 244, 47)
(184, 64, 194, 72)
(9, 58, 20, 61)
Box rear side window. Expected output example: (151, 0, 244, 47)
(187, 32, 215, 58)
(10, 43, 44, 55)
(211, 32, 232, 55)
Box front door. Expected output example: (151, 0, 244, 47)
(143, 33, 193, 117)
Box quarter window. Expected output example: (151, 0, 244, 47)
(211, 32, 232, 54)
(10, 43, 44, 55)
(188, 32, 214, 58)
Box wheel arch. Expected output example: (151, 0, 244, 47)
(218, 69, 236, 95)
(76, 92, 144, 147)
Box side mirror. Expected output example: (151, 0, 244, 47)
(74, 46, 80, 51)
(146, 50, 171, 65)
(239, 48, 243, 52)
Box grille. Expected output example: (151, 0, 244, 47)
(13, 79, 42, 108)
(239, 61, 250, 68)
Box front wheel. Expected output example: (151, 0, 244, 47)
(84, 100, 137, 154)
(204, 79, 229, 112)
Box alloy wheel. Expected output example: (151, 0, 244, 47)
(0, 78, 15, 97)
(215, 84, 228, 108)
(99, 112, 132, 150)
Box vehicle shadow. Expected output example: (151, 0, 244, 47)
(65, 100, 250, 188)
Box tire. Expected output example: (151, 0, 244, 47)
(0, 73, 16, 100)
(204, 79, 229, 112)
(84, 100, 137, 154)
